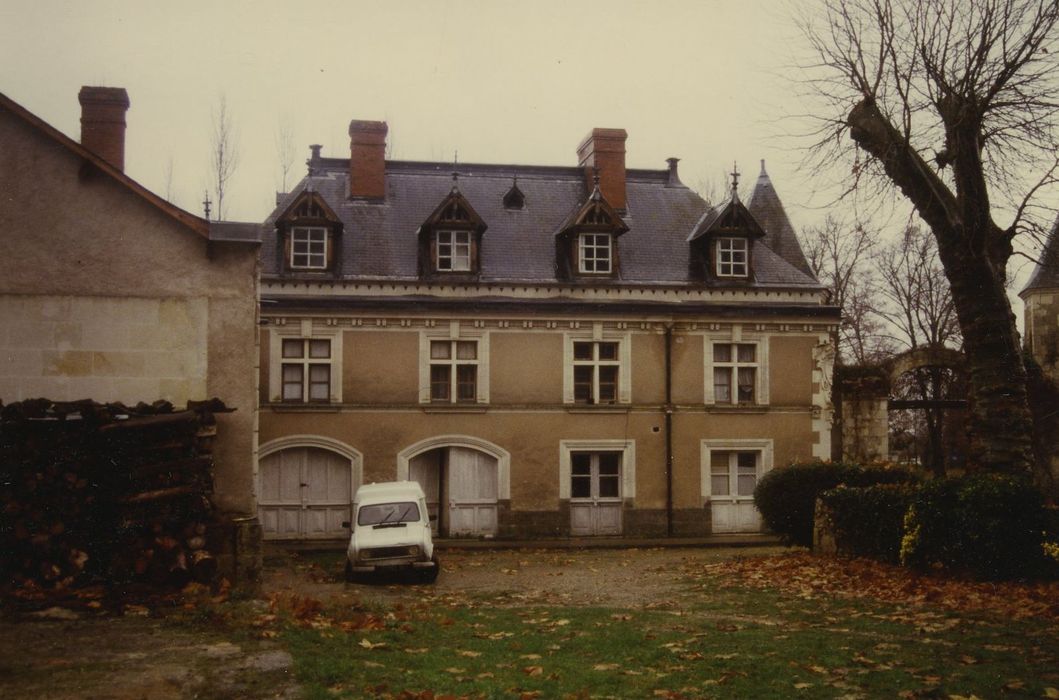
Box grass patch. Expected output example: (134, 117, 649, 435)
(268, 580, 1059, 699)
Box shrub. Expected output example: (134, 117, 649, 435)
(901, 474, 1048, 580)
(753, 460, 915, 547)
(819, 484, 916, 563)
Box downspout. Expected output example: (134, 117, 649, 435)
(664, 324, 674, 537)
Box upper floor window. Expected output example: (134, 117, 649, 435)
(275, 190, 342, 275)
(290, 227, 328, 269)
(573, 341, 620, 404)
(713, 342, 757, 404)
(282, 338, 331, 402)
(430, 340, 478, 403)
(716, 237, 749, 277)
(419, 188, 487, 278)
(436, 230, 472, 272)
(578, 233, 612, 274)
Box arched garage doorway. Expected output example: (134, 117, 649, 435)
(258, 436, 362, 540)
(398, 436, 510, 538)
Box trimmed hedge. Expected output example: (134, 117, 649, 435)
(819, 484, 916, 563)
(753, 460, 916, 547)
(900, 474, 1048, 580)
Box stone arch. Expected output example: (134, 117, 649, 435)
(886, 345, 965, 385)
(396, 435, 511, 500)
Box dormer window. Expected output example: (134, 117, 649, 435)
(291, 226, 328, 269)
(716, 237, 748, 277)
(503, 181, 525, 210)
(436, 230, 472, 271)
(418, 187, 487, 278)
(555, 187, 628, 281)
(275, 189, 342, 276)
(578, 233, 612, 274)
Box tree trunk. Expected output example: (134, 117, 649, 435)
(847, 99, 1034, 474)
(938, 243, 1034, 474)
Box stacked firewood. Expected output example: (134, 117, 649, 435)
(0, 398, 230, 593)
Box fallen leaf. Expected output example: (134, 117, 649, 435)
(794, 683, 813, 689)
(457, 650, 481, 658)
(359, 638, 386, 650)
(593, 663, 620, 671)
(523, 665, 544, 676)
(444, 667, 466, 674)
(1045, 689, 1059, 699)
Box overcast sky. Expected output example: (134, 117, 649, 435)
(0, 0, 1045, 297)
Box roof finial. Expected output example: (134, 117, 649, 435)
(593, 166, 601, 188)
(760, 159, 766, 176)
(451, 150, 460, 191)
(202, 191, 212, 221)
(730, 161, 741, 202)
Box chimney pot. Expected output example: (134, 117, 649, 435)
(576, 128, 627, 210)
(666, 157, 682, 187)
(310, 144, 322, 160)
(78, 86, 130, 171)
(348, 120, 388, 199)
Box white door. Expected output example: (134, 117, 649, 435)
(570, 452, 623, 536)
(409, 452, 441, 535)
(447, 447, 499, 537)
(259, 447, 354, 539)
(709, 450, 762, 533)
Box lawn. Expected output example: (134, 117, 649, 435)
(249, 550, 1059, 699)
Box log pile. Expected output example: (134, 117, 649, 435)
(0, 398, 231, 594)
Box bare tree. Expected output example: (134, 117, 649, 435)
(800, 215, 889, 363)
(874, 224, 961, 351)
(209, 95, 239, 221)
(275, 114, 296, 193)
(799, 0, 1059, 475)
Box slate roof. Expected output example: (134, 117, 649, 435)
(263, 156, 820, 289)
(745, 161, 814, 278)
(1021, 214, 1059, 294)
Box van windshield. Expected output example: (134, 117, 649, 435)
(357, 501, 421, 526)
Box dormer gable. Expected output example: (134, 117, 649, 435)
(418, 184, 488, 278)
(555, 185, 629, 280)
(275, 188, 343, 275)
(687, 194, 766, 284)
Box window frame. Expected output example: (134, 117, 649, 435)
(435, 229, 473, 272)
(428, 338, 480, 403)
(699, 439, 773, 504)
(703, 331, 769, 406)
(559, 439, 636, 500)
(715, 237, 749, 278)
(268, 322, 343, 404)
(577, 232, 613, 274)
(289, 226, 330, 270)
(563, 326, 632, 405)
(418, 325, 490, 405)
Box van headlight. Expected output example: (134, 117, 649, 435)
(407, 545, 420, 556)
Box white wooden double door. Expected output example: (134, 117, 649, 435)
(569, 452, 623, 536)
(709, 450, 763, 533)
(409, 447, 498, 537)
(258, 447, 354, 539)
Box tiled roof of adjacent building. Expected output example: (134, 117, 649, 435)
(263, 155, 821, 289)
(1021, 214, 1059, 294)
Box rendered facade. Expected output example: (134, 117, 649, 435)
(257, 122, 840, 539)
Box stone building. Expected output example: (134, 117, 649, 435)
(0, 87, 261, 572)
(257, 121, 840, 540)
(1023, 216, 1059, 381)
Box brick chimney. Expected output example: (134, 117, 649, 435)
(576, 128, 627, 210)
(348, 120, 388, 199)
(78, 86, 130, 172)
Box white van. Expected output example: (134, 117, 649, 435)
(344, 481, 439, 583)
